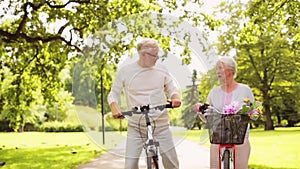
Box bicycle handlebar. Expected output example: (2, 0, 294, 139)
(198, 103, 210, 114)
(118, 103, 173, 118)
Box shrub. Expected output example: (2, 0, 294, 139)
(0, 120, 13, 132)
(39, 121, 83, 132)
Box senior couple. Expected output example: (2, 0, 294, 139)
(108, 38, 253, 169)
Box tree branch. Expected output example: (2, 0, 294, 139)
(246, 47, 263, 83)
(45, 0, 90, 8)
(0, 0, 91, 51)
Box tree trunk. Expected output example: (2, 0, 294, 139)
(264, 104, 274, 130)
(262, 86, 274, 130)
(276, 111, 282, 126)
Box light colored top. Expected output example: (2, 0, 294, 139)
(207, 83, 254, 138)
(108, 61, 180, 127)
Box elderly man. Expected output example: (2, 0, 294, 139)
(108, 38, 181, 169)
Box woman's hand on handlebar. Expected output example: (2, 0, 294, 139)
(192, 103, 210, 113)
(192, 103, 209, 123)
(192, 103, 202, 112)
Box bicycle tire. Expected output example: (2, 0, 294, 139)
(152, 155, 159, 169)
(146, 156, 159, 169)
(223, 149, 230, 169)
(147, 156, 152, 169)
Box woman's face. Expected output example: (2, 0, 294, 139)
(216, 62, 234, 83)
(140, 47, 159, 67)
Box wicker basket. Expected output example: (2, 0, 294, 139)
(205, 113, 250, 144)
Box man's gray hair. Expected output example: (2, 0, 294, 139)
(136, 38, 159, 54)
(218, 57, 238, 78)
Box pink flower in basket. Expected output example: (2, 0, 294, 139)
(247, 100, 263, 115)
(222, 99, 263, 117)
(241, 99, 263, 120)
(241, 99, 263, 115)
(223, 101, 239, 114)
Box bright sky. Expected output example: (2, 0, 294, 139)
(119, 1, 224, 88)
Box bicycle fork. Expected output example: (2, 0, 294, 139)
(144, 119, 160, 169)
(219, 144, 236, 169)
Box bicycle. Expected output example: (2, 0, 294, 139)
(198, 104, 251, 169)
(119, 103, 173, 169)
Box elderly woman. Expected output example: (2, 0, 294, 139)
(193, 57, 254, 169)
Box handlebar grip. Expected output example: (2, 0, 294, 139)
(121, 111, 133, 116)
(199, 103, 210, 113)
(165, 103, 173, 108)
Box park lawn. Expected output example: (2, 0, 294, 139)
(0, 132, 104, 169)
(248, 127, 300, 169)
(0, 128, 299, 169)
(184, 127, 300, 169)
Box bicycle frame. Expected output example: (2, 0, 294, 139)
(121, 103, 172, 169)
(143, 105, 160, 169)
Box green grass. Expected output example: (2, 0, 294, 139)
(248, 127, 300, 169)
(184, 127, 300, 169)
(0, 132, 103, 169)
(1, 127, 299, 169)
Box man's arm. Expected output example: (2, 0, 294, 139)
(109, 102, 123, 119)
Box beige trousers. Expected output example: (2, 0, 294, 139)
(125, 124, 179, 169)
(210, 139, 251, 169)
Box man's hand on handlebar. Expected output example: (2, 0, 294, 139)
(109, 102, 125, 119)
(113, 111, 125, 119)
(170, 98, 181, 108)
(169, 94, 181, 108)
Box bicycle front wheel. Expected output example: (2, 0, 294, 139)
(223, 149, 230, 169)
(146, 156, 159, 169)
(147, 156, 152, 169)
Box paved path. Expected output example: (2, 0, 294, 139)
(77, 138, 210, 169)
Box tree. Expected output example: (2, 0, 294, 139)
(0, 0, 219, 131)
(182, 70, 201, 129)
(214, 0, 300, 130)
(0, 0, 161, 131)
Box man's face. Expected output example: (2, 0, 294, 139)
(141, 47, 159, 67)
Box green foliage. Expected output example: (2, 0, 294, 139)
(181, 70, 206, 129)
(213, 0, 300, 130)
(168, 108, 184, 126)
(197, 68, 220, 101)
(39, 121, 83, 132)
(0, 0, 220, 132)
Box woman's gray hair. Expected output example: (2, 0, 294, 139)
(218, 57, 238, 78)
